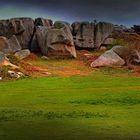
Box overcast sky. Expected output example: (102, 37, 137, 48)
(0, 0, 140, 27)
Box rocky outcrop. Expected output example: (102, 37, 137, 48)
(90, 50, 125, 68)
(0, 19, 25, 38)
(31, 21, 76, 58)
(0, 18, 34, 50)
(35, 18, 53, 27)
(95, 22, 114, 48)
(72, 22, 95, 49)
(72, 21, 114, 49)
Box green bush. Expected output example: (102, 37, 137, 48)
(0, 66, 10, 79)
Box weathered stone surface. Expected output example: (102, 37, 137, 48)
(31, 21, 76, 58)
(8, 35, 22, 53)
(72, 21, 114, 49)
(8, 19, 25, 35)
(0, 20, 10, 37)
(14, 18, 34, 49)
(15, 49, 31, 59)
(95, 22, 114, 48)
(0, 19, 25, 38)
(112, 45, 140, 64)
(0, 35, 21, 54)
(0, 18, 34, 49)
(72, 22, 95, 49)
(90, 50, 125, 67)
(35, 18, 53, 27)
(0, 36, 10, 54)
(102, 37, 114, 46)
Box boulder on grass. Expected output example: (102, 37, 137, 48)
(15, 49, 30, 59)
(90, 50, 125, 68)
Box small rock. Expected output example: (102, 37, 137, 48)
(41, 56, 50, 60)
(8, 70, 20, 78)
(17, 72, 24, 76)
(15, 49, 30, 59)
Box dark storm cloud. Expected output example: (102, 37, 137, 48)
(0, 0, 140, 26)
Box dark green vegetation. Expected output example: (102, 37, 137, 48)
(0, 73, 140, 140)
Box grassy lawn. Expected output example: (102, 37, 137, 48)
(0, 73, 140, 140)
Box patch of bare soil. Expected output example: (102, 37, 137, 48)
(17, 50, 140, 78)
(20, 62, 51, 77)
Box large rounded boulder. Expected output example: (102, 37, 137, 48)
(31, 21, 76, 58)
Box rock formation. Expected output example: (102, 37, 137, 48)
(72, 21, 114, 49)
(32, 21, 76, 58)
(0, 16, 138, 61)
(95, 22, 114, 48)
(0, 17, 34, 50)
(72, 22, 95, 49)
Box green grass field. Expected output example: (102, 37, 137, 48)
(0, 73, 140, 140)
